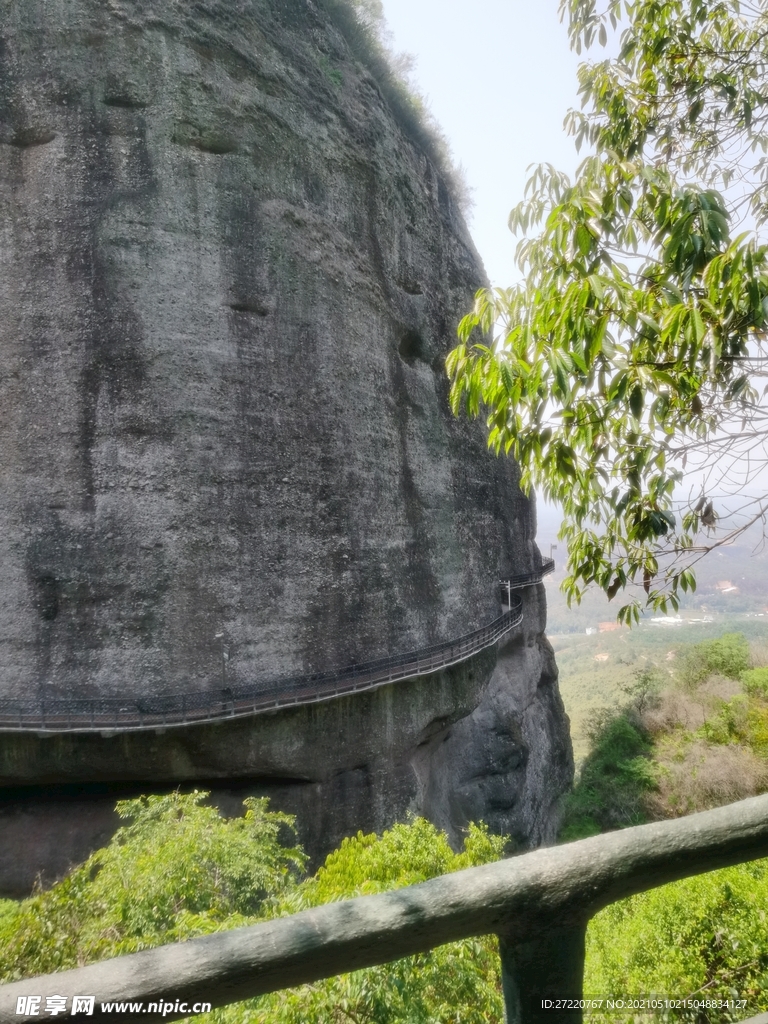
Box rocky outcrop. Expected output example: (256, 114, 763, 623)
(0, 0, 572, 894)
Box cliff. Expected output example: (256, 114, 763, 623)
(0, 0, 572, 895)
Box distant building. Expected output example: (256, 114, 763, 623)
(716, 581, 739, 594)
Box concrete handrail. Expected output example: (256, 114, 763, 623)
(3, 793, 768, 1023)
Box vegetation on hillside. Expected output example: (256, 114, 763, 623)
(3, 631, 768, 1022)
(0, 795, 505, 1024)
(562, 630, 768, 1022)
(550, 614, 768, 763)
(560, 632, 767, 839)
(586, 863, 768, 1020)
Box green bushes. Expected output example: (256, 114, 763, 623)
(678, 633, 751, 689)
(562, 630, 768, 1020)
(0, 793, 306, 981)
(0, 795, 506, 1024)
(559, 707, 656, 842)
(245, 820, 505, 1024)
(742, 666, 768, 698)
(586, 860, 768, 1022)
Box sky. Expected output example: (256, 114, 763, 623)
(378, 0, 583, 287)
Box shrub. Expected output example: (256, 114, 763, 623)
(240, 821, 506, 1024)
(702, 696, 751, 745)
(0, 792, 306, 981)
(677, 633, 751, 689)
(742, 666, 768, 698)
(620, 668, 664, 716)
(647, 739, 768, 818)
(559, 710, 656, 841)
(585, 859, 768, 1023)
(0, 796, 507, 1024)
(704, 633, 752, 678)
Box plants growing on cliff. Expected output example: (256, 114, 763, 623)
(323, 0, 472, 212)
(447, 0, 768, 623)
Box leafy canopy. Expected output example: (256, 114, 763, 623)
(0, 792, 306, 979)
(3, 788, 768, 1022)
(586, 858, 768, 1019)
(447, 0, 768, 623)
(0, 794, 506, 1024)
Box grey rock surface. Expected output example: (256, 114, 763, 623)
(0, 0, 572, 893)
(0, 612, 573, 893)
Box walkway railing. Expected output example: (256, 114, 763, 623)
(501, 555, 556, 591)
(0, 591, 528, 735)
(3, 794, 767, 1023)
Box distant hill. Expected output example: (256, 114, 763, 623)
(538, 502, 768, 634)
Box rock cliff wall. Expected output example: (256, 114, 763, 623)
(0, 0, 572, 895)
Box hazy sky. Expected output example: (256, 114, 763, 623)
(378, 0, 583, 287)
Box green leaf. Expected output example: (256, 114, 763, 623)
(629, 385, 644, 419)
(575, 222, 593, 256)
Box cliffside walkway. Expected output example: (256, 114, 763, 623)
(0, 559, 554, 734)
(3, 793, 767, 1024)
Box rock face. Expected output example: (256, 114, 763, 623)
(0, 0, 573, 895)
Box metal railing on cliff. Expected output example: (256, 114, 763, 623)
(0, 559, 555, 734)
(3, 793, 768, 1024)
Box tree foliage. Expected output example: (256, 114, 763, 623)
(0, 792, 306, 981)
(586, 859, 768, 1020)
(240, 820, 506, 1024)
(677, 630, 752, 687)
(0, 795, 505, 1024)
(447, 0, 768, 622)
(566, 634, 768, 1021)
(2, 788, 768, 1021)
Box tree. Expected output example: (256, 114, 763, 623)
(447, 0, 768, 622)
(0, 794, 507, 1024)
(0, 792, 307, 980)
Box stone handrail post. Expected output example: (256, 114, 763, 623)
(500, 924, 588, 1024)
(2, 794, 768, 1023)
